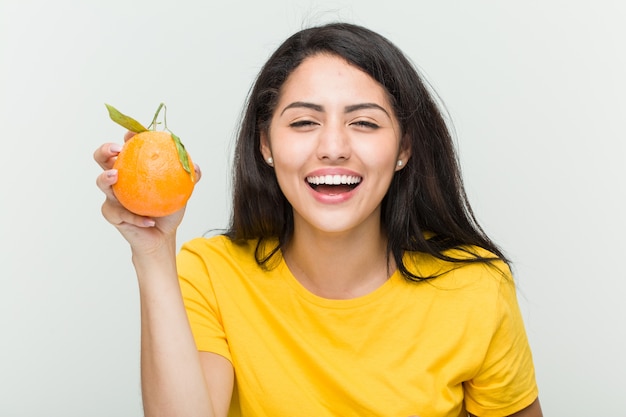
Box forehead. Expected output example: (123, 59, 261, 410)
(277, 53, 392, 108)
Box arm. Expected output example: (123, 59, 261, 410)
(506, 398, 542, 417)
(134, 246, 233, 416)
(200, 352, 235, 417)
(95, 139, 233, 416)
(468, 398, 543, 417)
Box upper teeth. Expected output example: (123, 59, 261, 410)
(307, 175, 362, 185)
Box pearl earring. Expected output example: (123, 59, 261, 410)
(267, 157, 273, 165)
(397, 160, 403, 167)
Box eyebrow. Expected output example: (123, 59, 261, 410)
(280, 101, 391, 117)
(280, 101, 322, 115)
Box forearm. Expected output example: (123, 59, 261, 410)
(133, 243, 214, 417)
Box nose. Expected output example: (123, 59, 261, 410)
(316, 121, 351, 162)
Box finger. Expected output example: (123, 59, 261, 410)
(94, 143, 123, 170)
(97, 170, 156, 228)
(124, 130, 136, 142)
(193, 163, 202, 182)
(95, 169, 119, 201)
(101, 200, 156, 228)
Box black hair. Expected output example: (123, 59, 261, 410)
(226, 22, 508, 281)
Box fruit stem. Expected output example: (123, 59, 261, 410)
(148, 103, 166, 131)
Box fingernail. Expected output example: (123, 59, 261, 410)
(106, 169, 117, 178)
(110, 143, 123, 153)
(143, 219, 156, 227)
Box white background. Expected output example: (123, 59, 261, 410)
(1, 0, 624, 415)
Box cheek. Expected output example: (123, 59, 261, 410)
(271, 146, 308, 190)
(356, 143, 399, 170)
(272, 136, 315, 168)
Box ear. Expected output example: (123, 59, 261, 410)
(260, 130, 272, 161)
(395, 135, 412, 171)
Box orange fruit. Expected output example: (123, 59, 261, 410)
(112, 130, 196, 217)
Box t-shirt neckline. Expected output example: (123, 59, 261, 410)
(277, 256, 402, 309)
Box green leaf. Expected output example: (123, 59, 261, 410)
(105, 104, 148, 133)
(171, 132, 193, 177)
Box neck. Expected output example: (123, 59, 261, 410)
(283, 224, 394, 300)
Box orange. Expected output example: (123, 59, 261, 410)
(112, 130, 196, 217)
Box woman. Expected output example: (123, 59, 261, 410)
(95, 22, 542, 417)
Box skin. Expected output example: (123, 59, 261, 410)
(94, 55, 542, 417)
(95, 132, 233, 416)
(260, 54, 411, 299)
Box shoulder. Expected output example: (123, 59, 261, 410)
(181, 233, 246, 250)
(178, 235, 282, 275)
(180, 234, 267, 260)
(405, 245, 512, 282)
(178, 235, 254, 273)
(401, 246, 515, 310)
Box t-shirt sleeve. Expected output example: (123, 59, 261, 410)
(464, 268, 539, 416)
(177, 240, 232, 362)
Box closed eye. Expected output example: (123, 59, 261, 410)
(351, 120, 380, 129)
(289, 120, 319, 129)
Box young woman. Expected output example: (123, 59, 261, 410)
(95, 22, 542, 417)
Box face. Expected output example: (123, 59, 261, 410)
(261, 54, 411, 237)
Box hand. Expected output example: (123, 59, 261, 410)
(94, 131, 202, 254)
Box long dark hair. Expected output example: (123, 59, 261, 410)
(226, 22, 508, 281)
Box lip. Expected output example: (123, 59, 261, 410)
(305, 168, 362, 204)
(306, 167, 362, 178)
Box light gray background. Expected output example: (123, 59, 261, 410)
(1, 0, 624, 415)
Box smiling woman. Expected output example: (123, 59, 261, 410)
(260, 54, 408, 237)
(94, 22, 542, 417)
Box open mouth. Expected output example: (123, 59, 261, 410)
(306, 174, 362, 194)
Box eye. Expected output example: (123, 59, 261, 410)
(351, 120, 380, 130)
(289, 120, 319, 129)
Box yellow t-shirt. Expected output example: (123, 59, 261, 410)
(177, 236, 538, 417)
